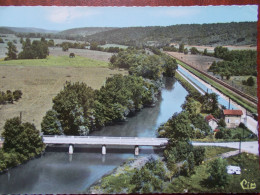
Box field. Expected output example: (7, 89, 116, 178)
(167, 52, 222, 71)
(0, 55, 108, 67)
(0, 55, 126, 134)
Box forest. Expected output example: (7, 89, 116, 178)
(208, 46, 257, 77)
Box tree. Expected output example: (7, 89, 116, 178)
(179, 43, 184, 53)
(182, 98, 202, 117)
(208, 158, 230, 187)
(48, 39, 55, 47)
(5, 90, 13, 103)
(2, 117, 44, 159)
(41, 110, 62, 135)
(184, 48, 188, 54)
(0, 38, 4, 43)
(5, 41, 18, 60)
(218, 118, 226, 127)
(190, 47, 200, 55)
(193, 146, 205, 165)
(247, 76, 255, 86)
(13, 90, 22, 101)
(203, 48, 208, 55)
(62, 43, 69, 51)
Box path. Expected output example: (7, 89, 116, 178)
(192, 141, 259, 155)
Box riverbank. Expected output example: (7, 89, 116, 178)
(87, 155, 159, 194)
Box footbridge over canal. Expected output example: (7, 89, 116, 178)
(42, 135, 169, 155)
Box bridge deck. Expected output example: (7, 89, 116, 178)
(42, 136, 168, 146)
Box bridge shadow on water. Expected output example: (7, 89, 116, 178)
(45, 145, 165, 155)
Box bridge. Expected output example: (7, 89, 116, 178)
(42, 135, 169, 155)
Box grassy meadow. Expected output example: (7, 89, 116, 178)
(0, 55, 108, 67)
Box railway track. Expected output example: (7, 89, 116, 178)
(167, 52, 258, 106)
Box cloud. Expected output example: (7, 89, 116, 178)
(155, 7, 201, 18)
(46, 7, 99, 23)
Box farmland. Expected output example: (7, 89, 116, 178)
(0, 51, 126, 134)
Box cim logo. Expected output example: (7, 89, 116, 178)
(240, 179, 256, 190)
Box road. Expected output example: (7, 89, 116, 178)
(192, 141, 259, 155)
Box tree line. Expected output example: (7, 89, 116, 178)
(41, 75, 160, 136)
(208, 46, 257, 78)
(5, 37, 49, 60)
(110, 48, 178, 79)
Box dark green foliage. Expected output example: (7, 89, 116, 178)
(209, 47, 257, 77)
(86, 22, 256, 47)
(162, 56, 178, 77)
(160, 111, 193, 141)
(218, 118, 226, 127)
(52, 82, 96, 135)
(44, 75, 158, 135)
(18, 38, 49, 59)
(62, 43, 69, 51)
(130, 157, 166, 193)
(110, 49, 177, 80)
(215, 127, 232, 139)
(199, 93, 219, 114)
(41, 110, 62, 135)
(5, 90, 13, 103)
(163, 45, 178, 52)
(190, 114, 211, 136)
(0, 90, 22, 105)
(179, 43, 184, 53)
(207, 158, 230, 187)
(184, 48, 188, 54)
(246, 76, 255, 86)
(48, 39, 54, 47)
(5, 41, 18, 60)
(190, 47, 200, 55)
(96, 75, 159, 124)
(0, 38, 4, 43)
(193, 147, 206, 165)
(1, 117, 44, 163)
(13, 90, 23, 101)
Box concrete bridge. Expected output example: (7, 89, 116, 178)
(42, 135, 169, 155)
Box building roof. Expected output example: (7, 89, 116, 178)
(223, 109, 243, 116)
(205, 114, 217, 122)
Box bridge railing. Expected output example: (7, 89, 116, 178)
(42, 135, 160, 140)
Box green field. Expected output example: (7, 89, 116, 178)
(176, 59, 257, 113)
(0, 55, 108, 67)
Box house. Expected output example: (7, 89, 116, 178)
(205, 114, 218, 131)
(223, 109, 243, 128)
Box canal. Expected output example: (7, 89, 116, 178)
(0, 77, 188, 194)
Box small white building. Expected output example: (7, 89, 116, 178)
(205, 114, 218, 131)
(223, 110, 243, 128)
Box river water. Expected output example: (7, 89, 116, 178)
(0, 77, 188, 194)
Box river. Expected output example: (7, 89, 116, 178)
(0, 77, 188, 194)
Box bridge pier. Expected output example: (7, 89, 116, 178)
(135, 145, 139, 156)
(102, 145, 106, 155)
(69, 144, 74, 154)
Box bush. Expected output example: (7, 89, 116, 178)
(207, 158, 230, 187)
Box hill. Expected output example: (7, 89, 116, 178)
(85, 22, 257, 47)
(0, 27, 15, 34)
(59, 27, 119, 36)
(0, 26, 59, 34)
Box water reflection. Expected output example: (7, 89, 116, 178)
(0, 77, 188, 193)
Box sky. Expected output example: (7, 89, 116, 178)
(0, 5, 258, 31)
